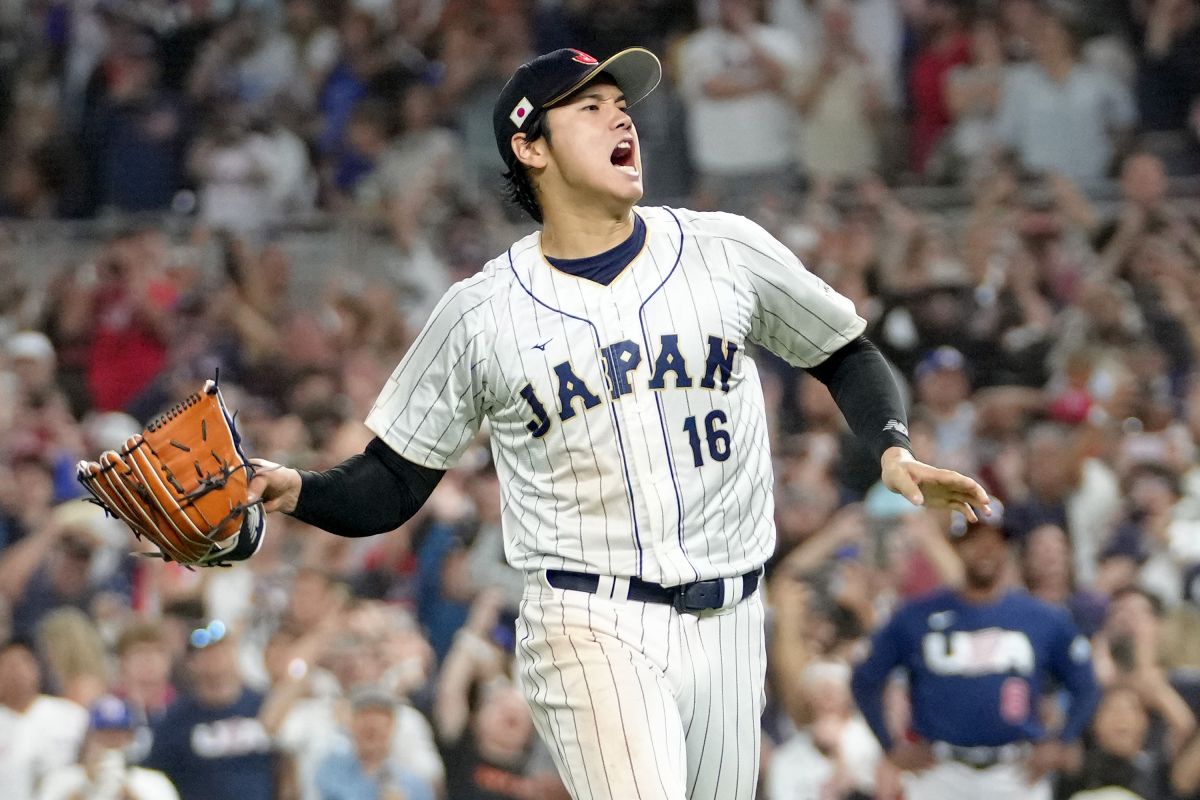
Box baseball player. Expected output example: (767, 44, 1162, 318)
(850, 505, 1102, 800)
(247, 47, 989, 800)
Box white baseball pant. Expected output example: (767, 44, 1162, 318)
(903, 759, 1052, 800)
(516, 575, 767, 800)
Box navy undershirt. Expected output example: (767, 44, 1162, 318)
(544, 214, 646, 286)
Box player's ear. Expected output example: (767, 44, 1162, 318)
(511, 133, 549, 171)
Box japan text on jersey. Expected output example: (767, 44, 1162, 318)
(366, 207, 866, 586)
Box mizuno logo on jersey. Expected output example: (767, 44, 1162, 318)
(518, 334, 739, 438)
(922, 628, 1035, 676)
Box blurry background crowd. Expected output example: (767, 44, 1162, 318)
(1, 0, 1200, 798)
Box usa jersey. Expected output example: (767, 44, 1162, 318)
(365, 206, 865, 585)
(850, 588, 1100, 748)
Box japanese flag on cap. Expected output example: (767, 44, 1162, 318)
(509, 97, 535, 129)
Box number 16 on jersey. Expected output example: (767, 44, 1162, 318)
(683, 410, 731, 467)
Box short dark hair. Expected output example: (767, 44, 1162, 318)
(0, 635, 36, 657)
(1111, 585, 1165, 618)
(502, 112, 552, 224)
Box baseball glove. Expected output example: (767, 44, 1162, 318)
(76, 380, 265, 567)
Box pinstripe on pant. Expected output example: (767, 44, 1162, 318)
(516, 575, 767, 800)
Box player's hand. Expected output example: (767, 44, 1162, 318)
(880, 447, 990, 522)
(887, 740, 935, 773)
(246, 458, 303, 514)
(1025, 740, 1066, 784)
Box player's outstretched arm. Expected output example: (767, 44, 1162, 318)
(247, 438, 445, 537)
(805, 336, 990, 520)
(879, 447, 991, 522)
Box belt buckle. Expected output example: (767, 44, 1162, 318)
(961, 746, 998, 769)
(674, 580, 724, 613)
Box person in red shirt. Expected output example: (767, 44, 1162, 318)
(909, 0, 973, 176)
(78, 229, 177, 412)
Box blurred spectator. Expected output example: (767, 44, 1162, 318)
(60, 229, 177, 414)
(249, 104, 320, 219)
(0, 450, 58, 552)
(0, 502, 122, 640)
(268, 602, 444, 800)
(142, 624, 275, 800)
(0, 637, 89, 800)
(999, 0, 1041, 61)
(0, 141, 77, 219)
(1021, 524, 1109, 637)
(676, 0, 801, 207)
(188, 9, 299, 113)
(315, 9, 401, 181)
(154, 2, 227, 97)
(769, 660, 882, 800)
(768, 576, 883, 799)
(436, 12, 533, 186)
(113, 621, 177, 760)
(911, 346, 978, 476)
(1002, 422, 1122, 587)
(356, 82, 473, 250)
(281, 0, 341, 107)
(791, 0, 884, 182)
(940, 13, 1008, 183)
(1102, 462, 1199, 607)
(1055, 682, 1192, 800)
(5, 331, 59, 401)
(35, 607, 109, 709)
(414, 483, 486, 664)
(1134, 0, 1200, 170)
(995, 2, 1136, 183)
(79, 38, 189, 215)
(36, 694, 179, 800)
(313, 687, 434, 800)
(908, 0, 972, 176)
(434, 591, 568, 800)
(1093, 587, 1200, 709)
(330, 98, 392, 206)
(188, 106, 275, 233)
(1092, 152, 1200, 276)
(770, 0, 904, 111)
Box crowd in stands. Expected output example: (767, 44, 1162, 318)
(0, 0, 1197, 223)
(1, 0, 1200, 799)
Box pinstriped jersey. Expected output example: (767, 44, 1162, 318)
(365, 206, 866, 586)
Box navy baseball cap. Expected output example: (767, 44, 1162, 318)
(493, 47, 662, 171)
(948, 499, 1007, 540)
(915, 346, 965, 380)
(89, 695, 134, 731)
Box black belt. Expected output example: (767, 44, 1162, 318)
(931, 741, 1031, 769)
(545, 568, 761, 613)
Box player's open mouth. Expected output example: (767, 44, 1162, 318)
(610, 138, 638, 176)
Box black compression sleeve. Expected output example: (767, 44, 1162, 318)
(290, 438, 445, 538)
(805, 336, 912, 461)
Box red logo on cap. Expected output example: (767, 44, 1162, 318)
(570, 49, 599, 65)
